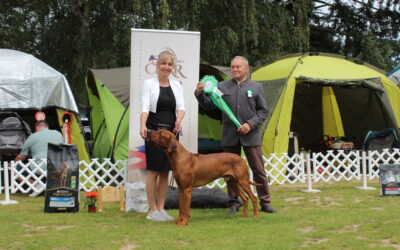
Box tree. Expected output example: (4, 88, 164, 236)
(1, 0, 399, 106)
(311, 0, 400, 71)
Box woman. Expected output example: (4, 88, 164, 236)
(140, 50, 185, 222)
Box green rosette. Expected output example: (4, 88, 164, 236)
(200, 75, 242, 128)
(202, 75, 218, 94)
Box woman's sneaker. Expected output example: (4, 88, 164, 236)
(159, 210, 174, 221)
(146, 211, 166, 222)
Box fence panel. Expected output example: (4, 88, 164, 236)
(6, 150, 396, 195)
(312, 150, 361, 182)
(203, 153, 306, 188)
(11, 160, 47, 194)
(9, 159, 126, 193)
(79, 158, 126, 192)
(367, 148, 400, 180)
(264, 153, 306, 184)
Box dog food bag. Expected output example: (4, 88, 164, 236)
(44, 143, 79, 213)
(379, 164, 400, 196)
(125, 181, 149, 212)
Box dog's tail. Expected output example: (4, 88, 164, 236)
(249, 181, 263, 187)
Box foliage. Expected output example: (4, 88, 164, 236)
(1, 181, 400, 249)
(312, 0, 400, 70)
(0, 0, 399, 106)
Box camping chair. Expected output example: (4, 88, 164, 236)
(97, 185, 125, 212)
(363, 128, 400, 151)
(0, 112, 32, 159)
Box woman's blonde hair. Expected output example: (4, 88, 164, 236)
(156, 50, 177, 68)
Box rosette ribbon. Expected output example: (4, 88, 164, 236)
(201, 75, 241, 128)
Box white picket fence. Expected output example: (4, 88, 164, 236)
(1, 149, 400, 195)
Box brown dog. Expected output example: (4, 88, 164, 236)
(59, 161, 70, 187)
(148, 129, 260, 226)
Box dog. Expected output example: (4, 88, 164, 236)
(148, 129, 260, 226)
(59, 161, 70, 187)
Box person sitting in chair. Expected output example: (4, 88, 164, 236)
(14, 120, 64, 197)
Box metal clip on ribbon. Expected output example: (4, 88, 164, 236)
(201, 75, 241, 128)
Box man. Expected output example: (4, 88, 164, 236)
(15, 120, 64, 196)
(195, 56, 276, 214)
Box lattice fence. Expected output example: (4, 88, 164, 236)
(367, 148, 400, 180)
(6, 159, 126, 194)
(11, 159, 47, 194)
(203, 153, 305, 188)
(79, 159, 126, 192)
(312, 150, 361, 182)
(264, 153, 306, 184)
(1, 150, 399, 194)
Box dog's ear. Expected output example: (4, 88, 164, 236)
(167, 140, 177, 153)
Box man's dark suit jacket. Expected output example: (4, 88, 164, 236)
(196, 78, 269, 147)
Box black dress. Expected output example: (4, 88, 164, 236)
(145, 85, 177, 171)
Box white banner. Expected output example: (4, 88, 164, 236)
(128, 29, 200, 185)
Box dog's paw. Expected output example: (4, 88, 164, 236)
(175, 218, 188, 226)
(175, 221, 188, 226)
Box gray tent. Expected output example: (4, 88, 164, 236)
(0, 49, 89, 162)
(0, 49, 78, 112)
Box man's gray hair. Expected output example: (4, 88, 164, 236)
(232, 56, 249, 67)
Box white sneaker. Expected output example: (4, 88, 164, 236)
(146, 211, 166, 222)
(159, 210, 174, 221)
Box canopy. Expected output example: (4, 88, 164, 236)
(0, 49, 89, 162)
(0, 49, 78, 112)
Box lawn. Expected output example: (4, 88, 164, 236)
(0, 180, 399, 250)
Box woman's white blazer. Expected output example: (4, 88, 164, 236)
(141, 77, 185, 113)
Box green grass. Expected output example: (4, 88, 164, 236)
(1, 180, 399, 249)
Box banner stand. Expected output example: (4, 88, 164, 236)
(127, 29, 200, 212)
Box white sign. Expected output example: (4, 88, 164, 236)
(128, 29, 200, 185)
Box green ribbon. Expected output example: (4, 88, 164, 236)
(201, 75, 241, 128)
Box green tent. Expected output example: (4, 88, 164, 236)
(87, 68, 130, 161)
(86, 65, 228, 160)
(252, 52, 400, 156)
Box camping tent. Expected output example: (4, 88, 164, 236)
(251, 52, 400, 156)
(0, 49, 89, 162)
(86, 67, 130, 161)
(86, 64, 228, 160)
(388, 65, 400, 86)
